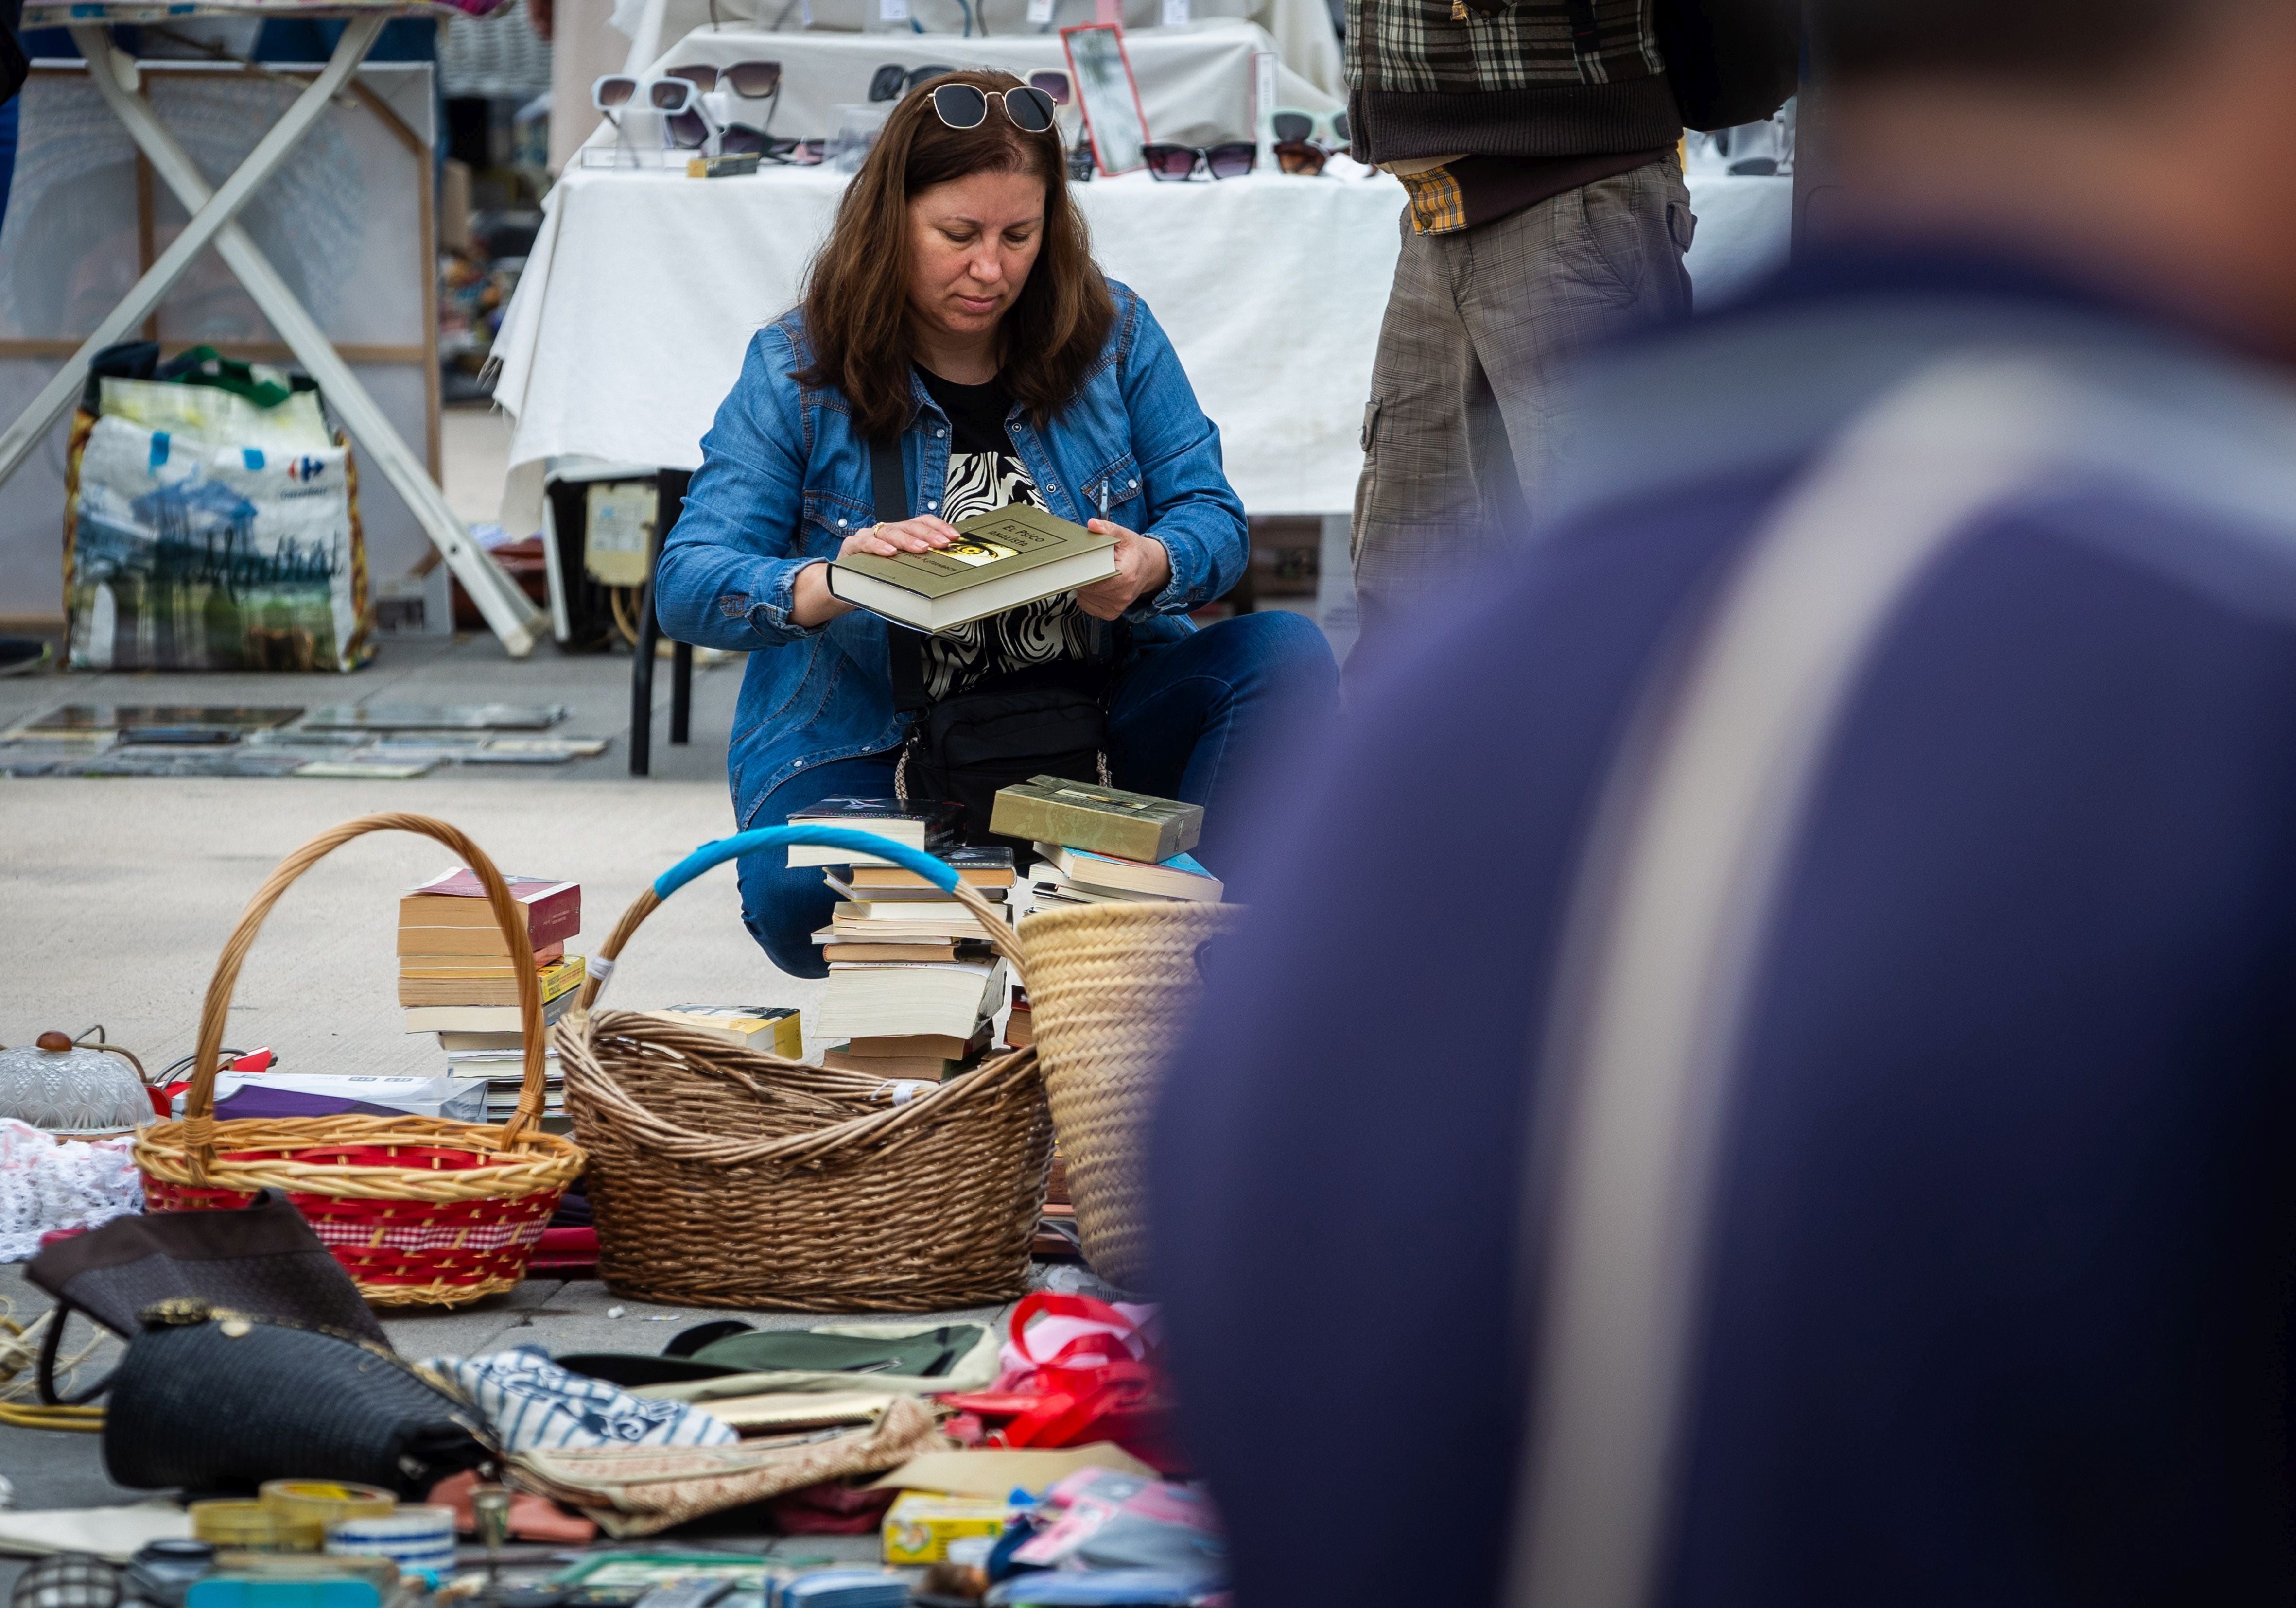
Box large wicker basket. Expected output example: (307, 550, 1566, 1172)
(1017, 900, 1244, 1292)
(558, 827, 1054, 1312)
(136, 814, 588, 1308)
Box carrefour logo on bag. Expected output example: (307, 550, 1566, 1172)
(285, 457, 330, 483)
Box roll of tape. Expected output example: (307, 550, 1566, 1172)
(324, 1505, 457, 1579)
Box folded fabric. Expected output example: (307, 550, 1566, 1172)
(564, 1321, 1002, 1401)
(508, 1394, 945, 1537)
(423, 1348, 737, 1454)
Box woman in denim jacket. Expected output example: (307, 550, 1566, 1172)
(657, 69, 1339, 978)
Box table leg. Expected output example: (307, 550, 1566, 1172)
(69, 25, 546, 657)
(629, 474, 676, 777)
(0, 19, 382, 492)
(671, 640, 693, 745)
(659, 469, 693, 746)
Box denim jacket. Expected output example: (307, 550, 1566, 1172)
(656, 280, 1250, 830)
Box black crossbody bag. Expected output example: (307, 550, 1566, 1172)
(869, 437, 1112, 846)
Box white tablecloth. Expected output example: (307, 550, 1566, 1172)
(612, 0, 1344, 100)
(490, 166, 1792, 524)
(630, 17, 1336, 147)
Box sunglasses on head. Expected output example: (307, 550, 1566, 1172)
(665, 59, 783, 98)
(1271, 106, 1348, 150)
(928, 81, 1059, 135)
(1143, 141, 1254, 181)
(869, 62, 959, 102)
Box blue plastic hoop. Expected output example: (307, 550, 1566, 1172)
(652, 826, 962, 901)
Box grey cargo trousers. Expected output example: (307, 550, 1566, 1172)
(1350, 157, 1696, 665)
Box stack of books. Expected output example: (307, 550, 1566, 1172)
(989, 777, 1224, 912)
(398, 867, 583, 1122)
(788, 797, 1014, 1081)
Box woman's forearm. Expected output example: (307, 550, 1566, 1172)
(790, 561, 855, 629)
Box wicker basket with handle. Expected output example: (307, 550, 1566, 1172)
(558, 826, 1053, 1312)
(1017, 899, 1244, 1292)
(135, 813, 588, 1308)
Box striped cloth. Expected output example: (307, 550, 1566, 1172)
(426, 1347, 738, 1454)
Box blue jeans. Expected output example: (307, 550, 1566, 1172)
(737, 611, 1339, 977)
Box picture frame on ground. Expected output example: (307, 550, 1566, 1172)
(1060, 23, 1148, 177)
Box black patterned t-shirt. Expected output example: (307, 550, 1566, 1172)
(913, 366, 1096, 702)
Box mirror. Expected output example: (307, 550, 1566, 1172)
(1060, 23, 1149, 176)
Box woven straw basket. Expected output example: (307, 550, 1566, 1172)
(1018, 899, 1243, 1292)
(558, 826, 1053, 1312)
(136, 814, 588, 1308)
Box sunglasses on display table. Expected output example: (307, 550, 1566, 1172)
(1271, 106, 1349, 151)
(665, 59, 783, 98)
(593, 74, 704, 114)
(1143, 141, 1254, 181)
(869, 65, 1069, 108)
(1142, 140, 1336, 181)
(869, 62, 957, 101)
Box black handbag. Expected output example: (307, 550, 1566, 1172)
(1651, 0, 1800, 133)
(102, 1300, 487, 1496)
(870, 437, 1112, 848)
(26, 1188, 389, 1405)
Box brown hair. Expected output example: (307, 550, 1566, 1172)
(796, 69, 1115, 440)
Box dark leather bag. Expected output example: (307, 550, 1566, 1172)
(102, 1301, 487, 1496)
(27, 1188, 388, 1405)
(870, 437, 1111, 847)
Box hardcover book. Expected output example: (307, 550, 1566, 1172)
(827, 505, 1117, 633)
(990, 776, 1203, 863)
(400, 868, 581, 949)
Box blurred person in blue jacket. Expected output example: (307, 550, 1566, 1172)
(1152, 2, 2296, 1606)
(657, 70, 1336, 977)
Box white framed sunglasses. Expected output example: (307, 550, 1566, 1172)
(592, 74, 699, 115)
(1271, 106, 1350, 150)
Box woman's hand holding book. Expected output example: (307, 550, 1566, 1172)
(1074, 520, 1171, 620)
(794, 518, 962, 627)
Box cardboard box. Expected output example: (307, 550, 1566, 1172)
(880, 1491, 1014, 1565)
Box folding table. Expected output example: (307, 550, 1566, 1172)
(0, 0, 547, 656)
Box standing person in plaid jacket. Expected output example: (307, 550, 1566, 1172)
(1343, 0, 1785, 669)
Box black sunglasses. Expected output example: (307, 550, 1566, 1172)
(869, 62, 958, 102)
(715, 126, 825, 163)
(929, 81, 1058, 134)
(1143, 141, 1254, 181)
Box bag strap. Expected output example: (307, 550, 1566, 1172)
(36, 1297, 114, 1407)
(869, 434, 936, 717)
